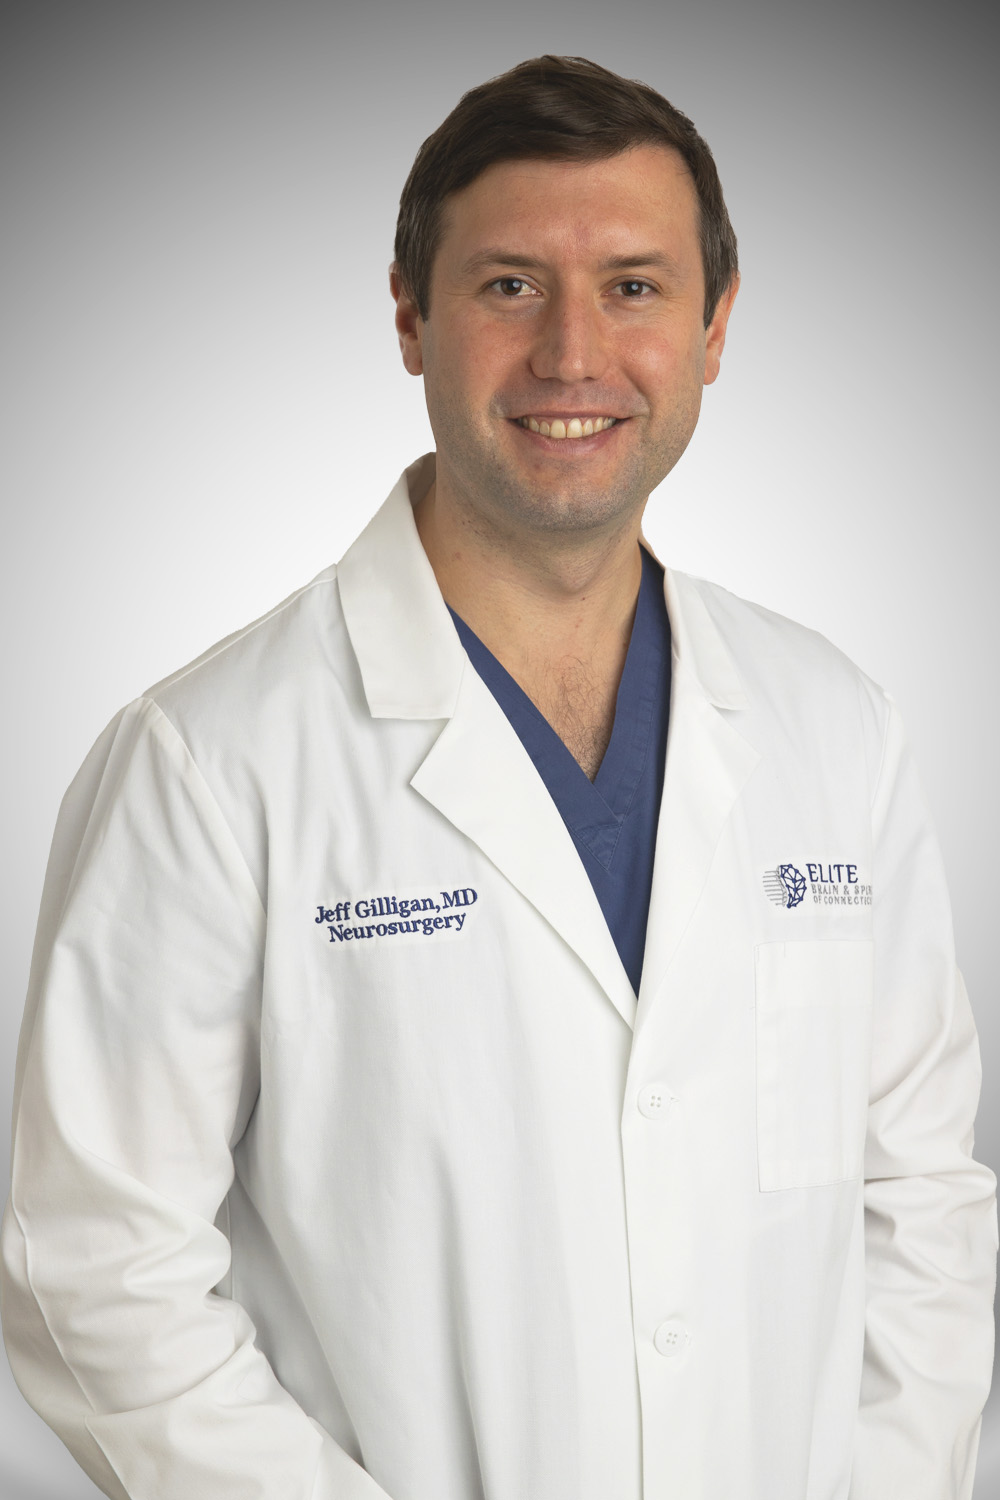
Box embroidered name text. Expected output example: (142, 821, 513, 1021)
(315, 888, 478, 945)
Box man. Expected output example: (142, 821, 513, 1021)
(1, 53, 995, 1500)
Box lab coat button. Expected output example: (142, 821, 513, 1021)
(637, 1083, 672, 1120)
(653, 1321, 690, 1357)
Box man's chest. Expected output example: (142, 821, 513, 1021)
(498, 653, 619, 780)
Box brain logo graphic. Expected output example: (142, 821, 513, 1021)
(778, 863, 807, 908)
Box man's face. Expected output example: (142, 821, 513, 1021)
(393, 144, 737, 541)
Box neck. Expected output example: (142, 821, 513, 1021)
(414, 467, 647, 780)
(414, 478, 645, 673)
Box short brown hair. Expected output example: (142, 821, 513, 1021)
(394, 54, 738, 328)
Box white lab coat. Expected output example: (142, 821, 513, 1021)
(2, 454, 996, 1500)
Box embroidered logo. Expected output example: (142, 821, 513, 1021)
(314, 888, 478, 944)
(762, 862, 872, 910)
(763, 864, 807, 908)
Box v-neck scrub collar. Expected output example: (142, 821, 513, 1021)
(449, 546, 672, 995)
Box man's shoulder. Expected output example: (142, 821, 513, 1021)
(142, 563, 352, 740)
(669, 568, 891, 745)
(676, 568, 880, 679)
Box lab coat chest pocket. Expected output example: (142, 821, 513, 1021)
(754, 940, 874, 1191)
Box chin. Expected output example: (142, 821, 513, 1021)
(495, 481, 646, 536)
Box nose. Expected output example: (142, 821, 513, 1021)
(528, 288, 610, 385)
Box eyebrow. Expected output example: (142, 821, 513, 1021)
(459, 248, 684, 278)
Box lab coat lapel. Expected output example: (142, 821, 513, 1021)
(337, 456, 637, 1030)
(411, 668, 638, 1029)
(636, 569, 761, 1028)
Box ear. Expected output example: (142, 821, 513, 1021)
(389, 264, 425, 376)
(703, 273, 740, 386)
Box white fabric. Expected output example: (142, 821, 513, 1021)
(2, 454, 996, 1500)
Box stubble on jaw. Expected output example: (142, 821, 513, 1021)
(425, 385, 704, 559)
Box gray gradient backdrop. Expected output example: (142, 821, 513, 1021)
(2, 2, 997, 1495)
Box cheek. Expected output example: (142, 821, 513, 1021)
(625, 329, 705, 400)
(426, 316, 516, 402)
(464, 316, 528, 381)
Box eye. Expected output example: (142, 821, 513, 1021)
(616, 279, 655, 298)
(490, 276, 537, 298)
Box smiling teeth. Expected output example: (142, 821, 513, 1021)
(519, 416, 618, 439)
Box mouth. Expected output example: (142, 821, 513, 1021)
(515, 415, 621, 441)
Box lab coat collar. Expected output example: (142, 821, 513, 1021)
(337, 458, 758, 1030)
(339, 457, 750, 722)
(640, 530, 749, 713)
(337, 454, 465, 721)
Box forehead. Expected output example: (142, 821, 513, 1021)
(435, 145, 701, 271)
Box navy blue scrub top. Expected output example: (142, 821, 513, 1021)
(449, 546, 671, 995)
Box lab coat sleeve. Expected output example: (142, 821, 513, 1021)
(0, 698, 393, 1500)
(851, 696, 998, 1499)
